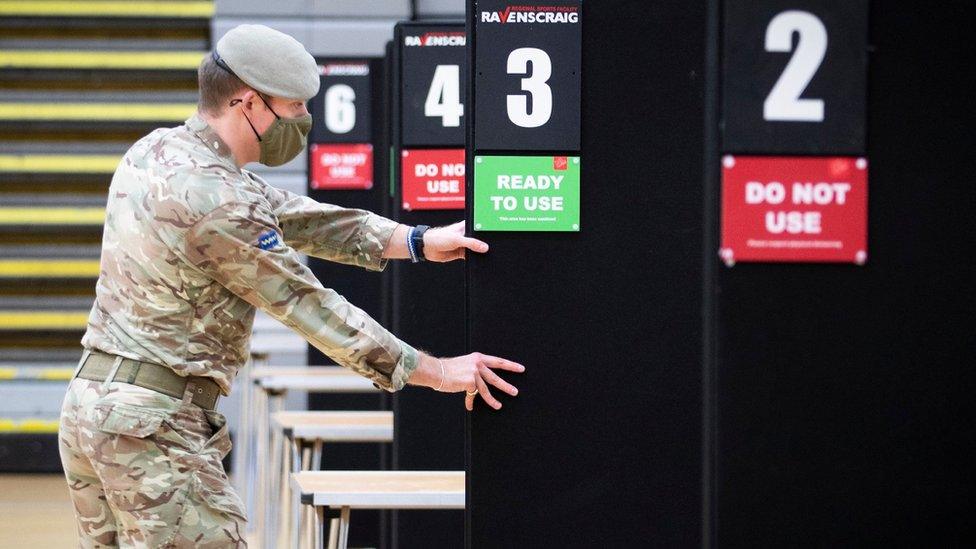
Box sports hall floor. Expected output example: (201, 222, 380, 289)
(0, 474, 77, 547)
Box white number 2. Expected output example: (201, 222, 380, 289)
(763, 10, 828, 122)
(424, 64, 464, 127)
(324, 84, 356, 134)
(506, 48, 553, 128)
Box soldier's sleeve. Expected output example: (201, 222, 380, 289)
(257, 181, 399, 270)
(183, 201, 419, 391)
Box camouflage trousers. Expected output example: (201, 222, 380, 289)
(58, 375, 248, 548)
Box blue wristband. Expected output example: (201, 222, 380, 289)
(407, 227, 415, 262)
(411, 225, 429, 262)
(407, 226, 419, 263)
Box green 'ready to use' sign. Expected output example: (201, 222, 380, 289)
(473, 155, 580, 231)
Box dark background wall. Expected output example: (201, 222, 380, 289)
(713, 1, 976, 545)
(389, 21, 467, 549)
(465, 0, 707, 546)
(307, 56, 392, 549)
(465, 0, 974, 547)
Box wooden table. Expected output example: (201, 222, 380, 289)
(290, 471, 465, 549)
(271, 411, 394, 549)
(235, 364, 380, 546)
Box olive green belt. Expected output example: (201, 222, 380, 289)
(76, 351, 221, 410)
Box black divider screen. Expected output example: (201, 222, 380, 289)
(715, 2, 976, 544)
(390, 21, 466, 549)
(306, 56, 391, 549)
(465, 1, 706, 545)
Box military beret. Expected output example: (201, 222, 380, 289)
(214, 24, 319, 101)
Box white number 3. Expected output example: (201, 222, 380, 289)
(507, 48, 553, 128)
(764, 10, 828, 122)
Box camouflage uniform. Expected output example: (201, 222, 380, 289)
(59, 114, 419, 547)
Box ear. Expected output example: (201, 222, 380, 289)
(239, 89, 259, 112)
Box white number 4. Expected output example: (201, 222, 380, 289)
(764, 10, 828, 122)
(425, 64, 464, 127)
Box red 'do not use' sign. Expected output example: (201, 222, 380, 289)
(310, 143, 373, 190)
(720, 155, 868, 265)
(401, 148, 465, 211)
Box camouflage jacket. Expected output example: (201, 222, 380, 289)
(82, 114, 418, 395)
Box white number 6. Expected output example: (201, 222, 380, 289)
(764, 10, 828, 122)
(507, 48, 553, 128)
(324, 84, 356, 134)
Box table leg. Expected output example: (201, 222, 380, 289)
(233, 357, 253, 520)
(326, 517, 338, 549)
(263, 390, 286, 549)
(336, 507, 350, 549)
(314, 505, 325, 549)
(311, 440, 323, 471)
(252, 386, 268, 545)
(275, 433, 294, 549)
(290, 437, 302, 549)
(300, 502, 311, 549)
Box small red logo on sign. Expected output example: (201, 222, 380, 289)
(553, 156, 568, 170)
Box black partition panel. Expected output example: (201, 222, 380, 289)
(714, 2, 976, 545)
(460, 1, 973, 546)
(465, 1, 707, 546)
(389, 21, 466, 549)
(305, 56, 392, 549)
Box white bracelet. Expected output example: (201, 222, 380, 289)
(435, 358, 445, 391)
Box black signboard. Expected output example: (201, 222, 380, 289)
(722, 0, 868, 154)
(473, 0, 581, 151)
(309, 59, 372, 144)
(398, 24, 467, 147)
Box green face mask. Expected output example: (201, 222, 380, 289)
(257, 112, 312, 167)
(234, 94, 312, 167)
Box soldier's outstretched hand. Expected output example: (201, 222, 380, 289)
(424, 221, 489, 262)
(411, 352, 525, 411)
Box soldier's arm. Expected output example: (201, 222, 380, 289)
(255, 179, 401, 268)
(183, 201, 418, 391)
(257, 180, 488, 264)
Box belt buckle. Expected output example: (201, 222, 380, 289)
(189, 379, 218, 410)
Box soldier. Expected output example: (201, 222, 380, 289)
(57, 24, 523, 547)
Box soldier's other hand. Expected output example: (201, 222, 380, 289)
(443, 353, 524, 411)
(413, 352, 524, 411)
(424, 221, 488, 262)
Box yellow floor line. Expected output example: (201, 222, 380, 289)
(0, 102, 195, 122)
(0, 367, 74, 381)
(0, 207, 104, 225)
(0, 259, 100, 277)
(0, 1, 214, 18)
(0, 311, 89, 330)
(38, 368, 75, 381)
(0, 50, 205, 70)
(0, 418, 61, 434)
(0, 154, 119, 173)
